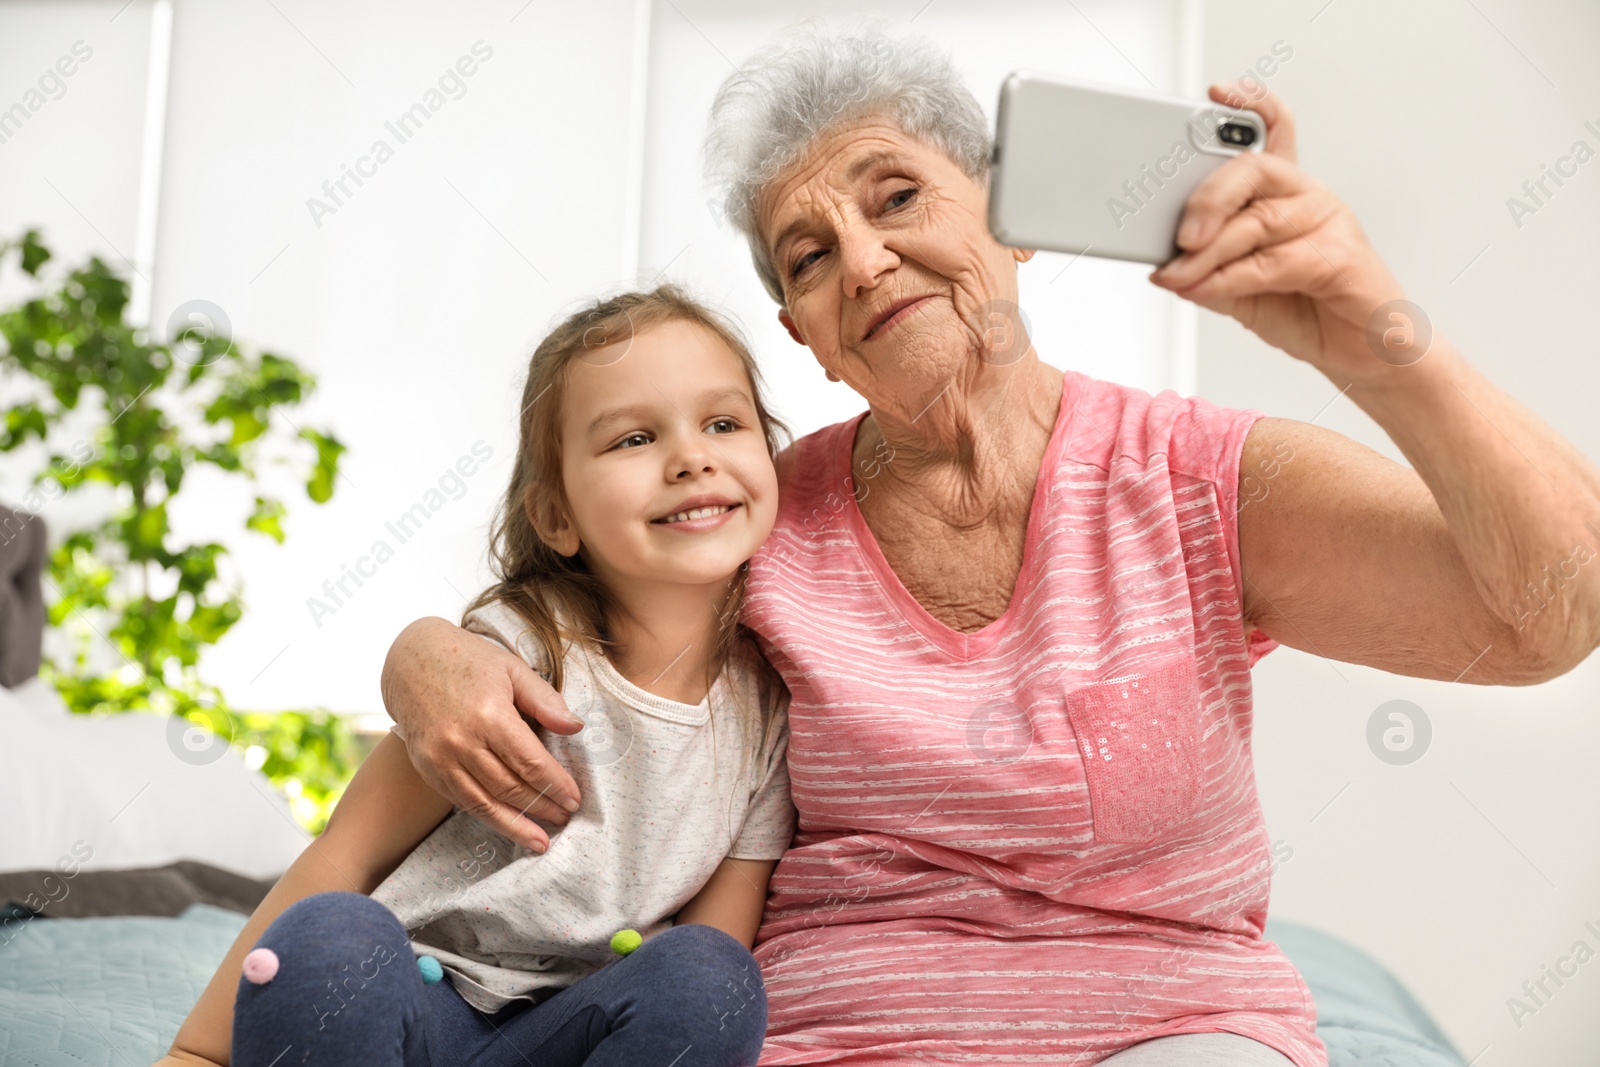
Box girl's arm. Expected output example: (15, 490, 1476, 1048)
(160, 733, 454, 1066)
(674, 857, 777, 949)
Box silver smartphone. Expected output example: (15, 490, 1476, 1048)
(987, 72, 1267, 265)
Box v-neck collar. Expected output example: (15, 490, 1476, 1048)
(835, 369, 1084, 661)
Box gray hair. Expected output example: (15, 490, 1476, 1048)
(703, 21, 993, 306)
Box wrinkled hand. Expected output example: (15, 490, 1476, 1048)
(381, 617, 586, 852)
(1149, 81, 1415, 385)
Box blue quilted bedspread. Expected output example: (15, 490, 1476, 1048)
(1264, 917, 1467, 1067)
(0, 904, 244, 1066)
(0, 906, 1465, 1065)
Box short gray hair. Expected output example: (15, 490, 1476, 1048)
(703, 22, 992, 306)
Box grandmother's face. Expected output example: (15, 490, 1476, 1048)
(757, 120, 1034, 410)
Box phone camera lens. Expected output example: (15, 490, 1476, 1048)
(1219, 122, 1256, 147)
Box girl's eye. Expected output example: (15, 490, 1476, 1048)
(707, 417, 738, 434)
(790, 248, 824, 278)
(615, 432, 651, 449)
(885, 187, 916, 210)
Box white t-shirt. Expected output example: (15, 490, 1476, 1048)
(371, 598, 796, 1012)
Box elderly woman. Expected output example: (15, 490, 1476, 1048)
(379, 26, 1599, 1067)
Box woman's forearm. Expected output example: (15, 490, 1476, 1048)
(380, 616, 461, 736)
(1346, 337, 1600, 672)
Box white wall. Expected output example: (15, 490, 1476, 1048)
(1198, 2, 1600, 1065)
(0, 0, 1184, 720)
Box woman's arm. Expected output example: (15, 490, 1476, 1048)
(163, 734, 454, 1066)
(380, 616, 586, 852)
(674, 857, 778, 949)
(1235, 354, 1600, 685)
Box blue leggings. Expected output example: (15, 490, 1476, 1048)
(231, 892, 766, 1067)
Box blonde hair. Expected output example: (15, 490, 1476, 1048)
(463, 285, 790, 834)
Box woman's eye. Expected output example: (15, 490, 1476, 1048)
(885, 187, 916, 210)
(791, 249, 824, 278)
(615, 432, 651, 449)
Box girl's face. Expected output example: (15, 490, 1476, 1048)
(542, 319, 779, 593)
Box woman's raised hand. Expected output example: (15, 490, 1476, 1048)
(380, 617, 586, 852)
(1149, 80, 1414, 385)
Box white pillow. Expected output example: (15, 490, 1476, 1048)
(0, 684, 307, 879)
(0, 704, 116, 875)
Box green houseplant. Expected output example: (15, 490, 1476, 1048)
(0, 229, 360, 833)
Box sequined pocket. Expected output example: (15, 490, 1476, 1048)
(1065, 658, 1206, 845)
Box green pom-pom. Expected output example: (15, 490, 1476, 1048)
(418, 955, 443, 984)
(609, 929, 642, 955)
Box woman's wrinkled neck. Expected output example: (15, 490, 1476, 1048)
(854, 354, 1064, 528)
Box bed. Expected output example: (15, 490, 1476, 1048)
(0, 502, 1468, 1066)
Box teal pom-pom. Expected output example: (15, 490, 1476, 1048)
(418, 955, 443, 984)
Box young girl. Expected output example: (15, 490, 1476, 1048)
(156, 285, 796, 1067)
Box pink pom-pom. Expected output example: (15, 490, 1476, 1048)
(242, 947, 280, 984)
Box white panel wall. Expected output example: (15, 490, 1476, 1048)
(0, 1, 150, 295)
(1199, 2, 1600, 1065)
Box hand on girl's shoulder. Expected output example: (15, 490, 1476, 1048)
(463, 597, 557, 681)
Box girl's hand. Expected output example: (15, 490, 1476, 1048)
(380, 616, 587, 852)
(1149, 81, 1417, 387)
(153, 1053, 222, 1067)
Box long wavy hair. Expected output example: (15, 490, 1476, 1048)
(463, 283, 790, 706)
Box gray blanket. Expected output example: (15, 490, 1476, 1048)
(0, 859, 277, 919)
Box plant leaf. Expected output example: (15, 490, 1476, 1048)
(246, 496, 287, 543)
(19, 230, 50, 276)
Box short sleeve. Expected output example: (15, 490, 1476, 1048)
(462, 598, 555, 680)
(1162, 392, 1281, 668)
(728, 689, 797, 861)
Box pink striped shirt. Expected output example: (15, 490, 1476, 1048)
(739, 368, 1327, 1066)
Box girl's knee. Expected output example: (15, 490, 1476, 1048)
(644, 924, 762, 982)
(260, 893, 412, 982)
(641, 925, 767, 1048)
(235, 893, 422, 1062)
(248, 894, 416, 1007)
(272, 891, 402, 941)
(654, 922, 758, 963)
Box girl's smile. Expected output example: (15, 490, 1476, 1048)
(651, 496, 743, 530)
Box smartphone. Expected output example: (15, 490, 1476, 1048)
(987, 72, 1266, 265)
